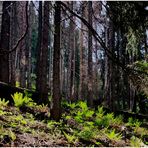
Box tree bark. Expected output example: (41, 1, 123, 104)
(26, 2, 34, 89)
(104, 4, 115, 111)
(9, 2, 17, 86)
(36, 1, 49, 104)
(67, 2, 75, 101)
(19, 2, 27, 88)
(0, 1, 11, 83)
(51, 2, 61, 121)
(108, 14, 115, 111)
(79, 2, 88, 101)
(87, 1, 93, 107)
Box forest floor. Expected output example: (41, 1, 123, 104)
(0, 95, 148, 147)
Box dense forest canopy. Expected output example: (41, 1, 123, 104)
(0, 1, 148, 118)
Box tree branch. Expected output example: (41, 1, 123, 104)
(60, 1, 148, 76)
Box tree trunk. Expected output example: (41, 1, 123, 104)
(19, 2, 27, 88)
(67, 2, 75, 101)
(79, 2, 87, 101)
(104, 5, 115, 111)
(0, 1, 2, 34)
(36, 1, 42, 92)
(0, 1, 11, 83)
(9, 2, 17, 86)
(108, 15, 115, 111)
(36, 1, 49, 104)
(51, 2, 61, 121)
(26, 2, 34, 89)
(87, 1, 93, 107)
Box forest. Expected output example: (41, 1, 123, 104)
(0, 1, 148, 147)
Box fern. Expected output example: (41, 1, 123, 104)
(11, 92, 24, 107)
(130, 136, 143, 147)
(126, 117, 141, 127)
(78, 101, 88, 111)
(11, 92, 36, 108)
(96, 106, 105, 118)
(0, 110, 7, 116)
(9, 130, 16, 141)
(113, 115, 123, 125)
(105, 129, 122, 141)
(0, 98, 9, 106)
(63, 131, 76, 144)
(85, 110, 94, 118)
(78, 126, 94, 140)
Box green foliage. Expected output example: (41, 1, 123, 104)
(63, 131, 77, 144)
(9, 115, 27, 126)
(126, 117, 141, 127)
(126, 27, 139, 56)
(48, 95, 52, 102)
(134, 61, 148, 73)
(11, 92, 24, 107)
(0, 110, 7, 116)
(95, 117, 108, 128)
(65, 115, 72, 120)
(62, 101, 94, 123)
(0, 98, 9, 106)
(78, 126, 94, 141)
(78, 101, 88, 111)
(75, 107, 94, 122)
(105, 129, 122, 141)
(95, 111, 114, 128)
(113, 115, 123, 125)
(128, 60, 148, 96)
(0, 99, 147, 147)
(96, 106, 105, 117)
(47, 120, 60, 130)
(0, 127, 16, 142)
(15, 81, 20, 87)
(9, 130, 16, 141)
(12, 92, 36, 108)
(62, 101, 78, 110)
(30, 73, 36, 90)
(130, 136, 143, 147)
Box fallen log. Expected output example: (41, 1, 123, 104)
(0, 82, 40, 105)
(0, 81, 147, 121)
(103, 107, 148, 121)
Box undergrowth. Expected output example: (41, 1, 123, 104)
(0, 94, 147, 147)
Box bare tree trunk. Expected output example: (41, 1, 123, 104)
(36, 1, 42, 92)
(51, 2, 61, 121)
(26, 2, 34, 89)
(0, 1, 11, 83)
(104, 5, 115, 111)
(72, 22, 76, 101)
(79, 2, 88, 101)
(108, 14, 115, 111)
(67, 1, 75, 101)
(0, 1, 2, 34)
(36, 1, 49, 104)
(104, 18, 109, 106)
(87, 1, 93, 107)
(9, 2, 17, 86)
(19, 2, 27, 88)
